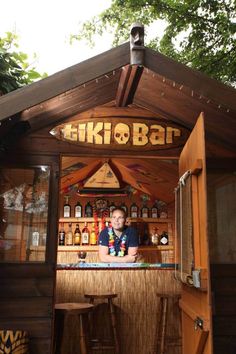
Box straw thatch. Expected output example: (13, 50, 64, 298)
(56, 269, 181, 354)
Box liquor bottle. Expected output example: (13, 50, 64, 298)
(66, 223, 73, 246)
(90, 223, 97, 245)
(63, 196, 71, 218)
(81, 222, 90, 245)
(74, 223, 81, 246)
(120, 203, 128, 216)
(85, 202, 93, 217)
(141, 205, 149, 218)
(58, 223, 65, 245)
(74, 201, 82, 218)
(151, 227, 159, 246)
(130, 203, 139, 218)
(109, 202, 116, 218)
(159, 231, 169, 246)
(32, 229, 40, 246)
(151, 204, 159, 218)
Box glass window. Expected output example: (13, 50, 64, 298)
(0, 166, 50, 262)
(207, 172, 236, 264)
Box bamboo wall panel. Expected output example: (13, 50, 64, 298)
(56, 269, 181, 354)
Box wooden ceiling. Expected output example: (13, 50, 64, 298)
(61, 156, 178, 204)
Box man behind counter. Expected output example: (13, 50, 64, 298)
(99, 207, 138, 263)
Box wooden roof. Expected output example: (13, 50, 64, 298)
(0, 39, 235, 202)
(0, 41, 235, 157)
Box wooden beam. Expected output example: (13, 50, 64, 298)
(116, 65, 143, 107)
(0, 42, 130, 122)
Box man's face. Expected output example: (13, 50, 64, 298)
(111, 210, 126, 231)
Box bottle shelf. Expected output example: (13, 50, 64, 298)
(59, 217, 172, 223)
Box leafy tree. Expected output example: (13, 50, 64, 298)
(0, 32, 47, 95)
(71, 0, 236, 86)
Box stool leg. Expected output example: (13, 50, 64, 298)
(157, 297, 168, 354)
(108, 299, 120, 354)
(79, 314, 88, 354)
(54, 311, 65, 354)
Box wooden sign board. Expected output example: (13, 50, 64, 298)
(50, 117, 189, 151)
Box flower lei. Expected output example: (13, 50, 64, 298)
(108, 227, 127, 257)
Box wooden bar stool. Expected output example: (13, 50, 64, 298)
(54, 302, 94, 354)
(84, 293, 120, 354)
(155, 293, 181, 354)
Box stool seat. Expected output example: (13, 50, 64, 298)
(54, 302, 94, 354)
(55, 302, 94, 314)
(84, 293, 118, 301)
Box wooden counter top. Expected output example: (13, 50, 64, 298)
(57, 262, 176, 270)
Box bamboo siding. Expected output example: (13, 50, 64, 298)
(56, 269, 181, 354)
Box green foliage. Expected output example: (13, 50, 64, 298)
(70, 0, 236, 86)
(0, 32, 47, 95)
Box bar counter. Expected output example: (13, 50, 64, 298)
(56, 262, 181, 354)
(57, 262, 176, 270)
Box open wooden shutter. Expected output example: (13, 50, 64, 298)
(175, 113, 213, 354)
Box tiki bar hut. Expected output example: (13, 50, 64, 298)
(0, 24, 236, 354)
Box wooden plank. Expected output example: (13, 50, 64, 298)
(213, 336, 236, 354)
(211, 278, 236, 295)
(195, 330, 209, 354)
(134, 71, 236, 151)
(0, 318, 52, 337)
(116, 65, 143, 106)
(214, 295, 236, 315)
(0, 278, 53, 297)
(0, 264, 55, 278)
(116, 65, 132, 106)
(145, 47, 236, 112)
(46, 159, 60, 265)
(0, 42, 130, 121)
(211, 264, 236, 278)
(179, 299, 210, 331)
(21, 72, 121, 132)
(0, 297, 53, 318)
(213, 316, 236, 336)
(29, 337, 51, 354)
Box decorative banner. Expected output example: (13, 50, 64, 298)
(50, 117, 189, 151)
(83, 162, 120, 188)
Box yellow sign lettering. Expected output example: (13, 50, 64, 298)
(87, 122, 103, 144)
(149, 124, 165, 145)
(166, 127, 181, 143)
(133, 123, 148, 146)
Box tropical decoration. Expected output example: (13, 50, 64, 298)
(108, 227, 127, 257)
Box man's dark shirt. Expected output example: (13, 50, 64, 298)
(99, 226, 138, 256)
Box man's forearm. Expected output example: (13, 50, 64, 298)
(99, 254, 135, 263)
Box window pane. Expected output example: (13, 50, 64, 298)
(208, 172, 236, 264)
(0, 166, 50, 262)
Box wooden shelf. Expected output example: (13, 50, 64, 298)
(59, 217, 172, 223)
